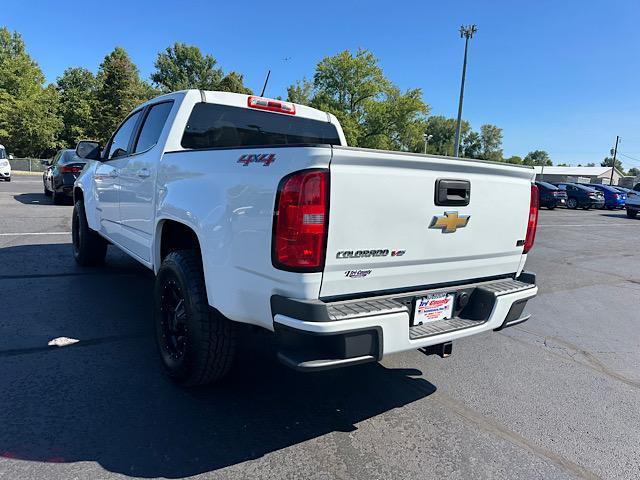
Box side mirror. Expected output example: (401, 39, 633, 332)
(76, 140, 102, 160)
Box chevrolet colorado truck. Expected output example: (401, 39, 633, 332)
(72, 90, 539, 386)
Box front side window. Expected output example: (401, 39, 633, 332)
(107, 110, 143, 159)
(134, 102, 174, 153)
(181, 103, 341, 150)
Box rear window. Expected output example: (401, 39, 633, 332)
(181, 103, 341, 150)
(60, 150, 78, 164)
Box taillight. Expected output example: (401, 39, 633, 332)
(524, 184, 539, 254)
(613, 193, 619, 199)
(273, 170, 329, 271)
(59, 165, 82, 174)
(248, 96, 296, 115)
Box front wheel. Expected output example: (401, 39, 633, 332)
(155, 250, 237, 386)
(627, 209, 638, 219)
(72, 200, 108, 266)
(567, 198, 578, 209)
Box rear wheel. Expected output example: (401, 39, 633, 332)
(155, 250, 237, 386)
(627, 209, 638, 219)
(72, 200, 107, 266)
(567, 197, 578, 209)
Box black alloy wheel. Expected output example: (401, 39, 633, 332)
(159, 278, 188, 360)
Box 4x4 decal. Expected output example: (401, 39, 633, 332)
(237, 153, 276, 167)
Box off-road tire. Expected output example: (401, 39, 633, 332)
(72, 200, 107, 266)
(155, 250, 237, 386)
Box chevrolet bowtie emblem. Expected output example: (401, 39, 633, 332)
(430, 211, 470, 233)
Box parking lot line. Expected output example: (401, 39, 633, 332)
(0, 232, 71, 236)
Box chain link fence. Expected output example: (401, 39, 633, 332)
(8, 158, 49, 173)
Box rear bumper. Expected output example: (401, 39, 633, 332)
(54, 174, 77, 196)
(272, 273, 537, 371)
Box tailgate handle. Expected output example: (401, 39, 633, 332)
(435, 179, 470, 206)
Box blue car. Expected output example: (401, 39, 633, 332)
(579, 183, 626, 209)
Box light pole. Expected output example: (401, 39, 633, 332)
(454, 24, 477, 158)
(423, 133, 433, 154)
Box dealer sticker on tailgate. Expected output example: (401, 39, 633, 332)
(413, 293, 454, 325)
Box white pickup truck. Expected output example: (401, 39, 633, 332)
(72, 90, 539, 386)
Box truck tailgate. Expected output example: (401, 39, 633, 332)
(320, 147, 535, 298)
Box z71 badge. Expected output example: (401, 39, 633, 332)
(344, 269, 372, 278)
(237, 153, 276, 166)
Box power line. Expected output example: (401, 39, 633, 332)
(618, 152, 640, 164)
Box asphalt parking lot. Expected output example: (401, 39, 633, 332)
(1, 173, 639, 480)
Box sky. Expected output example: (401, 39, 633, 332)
(3, 0, 640, 169)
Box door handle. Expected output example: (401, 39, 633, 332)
(136, 168, 150, 178)
(435, 179, 470, 206)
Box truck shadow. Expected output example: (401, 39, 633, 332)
(0, 243, 437, 479)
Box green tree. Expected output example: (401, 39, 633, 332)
(585, 162, 595, 167)
(0, 27, 62, 156)
(460, 130, 481, 158)
(287, 49, 429, 151)
(479, 124, 503, 162)
(151, 42, 251, 94)
(523, 150, 552, 166)
(505, 155, 523, 165)
(286, 78, 313, 105)
(601, 156, 624, 173)
(422, 116, 456, 156)
(93, 47, 151, 143)
(57, 67, 97, 146)
(217, 71, 252, 94)
(628, 167, 640, 177)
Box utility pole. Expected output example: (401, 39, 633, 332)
(609, 135, 619, 185)
(454, 24, 477, 158)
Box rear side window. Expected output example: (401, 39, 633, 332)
(134, 101, 174, 153)
(181, 103, 341, 149)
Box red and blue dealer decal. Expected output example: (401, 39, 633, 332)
(237, 153, 276, 167)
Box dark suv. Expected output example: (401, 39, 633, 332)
(536, 181, 567, 209)
(554, 183, 605, 210)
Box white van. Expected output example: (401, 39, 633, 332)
(0, 144, 11, 182)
